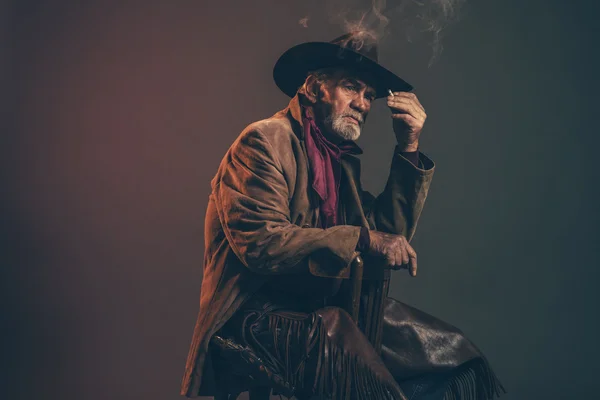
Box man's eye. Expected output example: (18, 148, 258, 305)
(345, 85, 357, 92)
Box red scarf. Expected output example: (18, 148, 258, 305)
(302, 107, 362, 228)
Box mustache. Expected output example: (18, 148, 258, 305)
(341, 110, 365, 124)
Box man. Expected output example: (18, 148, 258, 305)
(181, 32, 504, 399)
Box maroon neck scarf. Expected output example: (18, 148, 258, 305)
(302, 107, 362, 228)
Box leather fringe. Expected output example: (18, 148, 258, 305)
(443, 357, 506, 400)
(266, 312, 400, 399)
(265, 311, 506, 400)
(311, 316, 398, 400)
(267, 312, 314, 392)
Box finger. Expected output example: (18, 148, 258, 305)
(400, 243, 410, 266)
(409, 254, 417, 277)
(391, 113, 421, 129)
(387, 98, 426, 120)
(388, 93, 426, 117)
(388, 91, 415, 99)
(413, 95, 425, 112)
(390, 101, 425, 121)
(407, 92, 425, 112)
(384, 247, 399, 270)
(388, 92, 425, 111)
(385, 250, 396, 268)
(391, 247, 402, 270)
(406, 243, 418, 277)
(387, 96, 423, 114)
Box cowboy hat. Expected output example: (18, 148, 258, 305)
(273, 31, 413, 99)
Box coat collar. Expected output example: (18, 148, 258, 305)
(284, 94, 306, 140)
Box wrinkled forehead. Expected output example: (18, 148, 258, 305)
(328, 67, 377, 92)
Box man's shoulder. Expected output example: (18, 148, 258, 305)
(237, 111, 301, 154)
(244, 111, 295, 138)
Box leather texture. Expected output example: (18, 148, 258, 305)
(215, 295, 504, 399)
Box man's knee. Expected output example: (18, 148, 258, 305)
(316, 306, 359, 337)
(318, 306, 353, 321)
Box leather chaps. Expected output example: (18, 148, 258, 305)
(218, 295, 505, 400)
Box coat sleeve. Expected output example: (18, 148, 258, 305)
(362, 145, 435, 241)
(213, 128, 361, 275)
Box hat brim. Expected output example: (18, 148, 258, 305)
(273, 41, 413, 99)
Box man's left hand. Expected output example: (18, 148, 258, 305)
(387, 92, 426, 152)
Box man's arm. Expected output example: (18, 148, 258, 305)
(362, 147, 434, 242)
(213, 128, 361, 275)
(359, 90, 434, 242)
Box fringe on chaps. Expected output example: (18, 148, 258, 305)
(219, 297, 505, 400)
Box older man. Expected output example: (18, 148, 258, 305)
(181, 32, 504, 400)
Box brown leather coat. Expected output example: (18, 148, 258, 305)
(180, 95, 435, 397)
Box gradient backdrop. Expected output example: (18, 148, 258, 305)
(2, 1, 599, 399)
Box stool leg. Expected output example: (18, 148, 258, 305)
(248, 386, 271, 400)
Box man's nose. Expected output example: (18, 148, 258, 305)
(351, 94, 368, 113)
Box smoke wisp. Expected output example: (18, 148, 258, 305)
(321, 0, 466, 66)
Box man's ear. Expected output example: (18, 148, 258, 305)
(303, 75, 321, 104)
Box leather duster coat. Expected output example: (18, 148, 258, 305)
(180, 94, 434, 397)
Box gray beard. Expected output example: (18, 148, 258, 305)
(323, 113, 362, 141)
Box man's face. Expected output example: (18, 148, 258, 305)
(313, 70, 377, 142)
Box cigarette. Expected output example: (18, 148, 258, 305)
(388, 89, 394, 97)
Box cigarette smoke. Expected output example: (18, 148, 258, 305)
(299, 17, 309, 28)
(321, 0, 466, 66)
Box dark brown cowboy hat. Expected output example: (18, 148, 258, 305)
(273, 31, 413, 99)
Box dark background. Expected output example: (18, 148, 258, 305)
(2, 0, 599, 399)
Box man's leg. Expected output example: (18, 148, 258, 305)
(220, 300, 409, 399)
(380, 297, 505, 400)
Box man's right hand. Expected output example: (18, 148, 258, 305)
(367, 230, 417, 277)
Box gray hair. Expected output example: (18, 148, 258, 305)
(297, 68, 337, 97)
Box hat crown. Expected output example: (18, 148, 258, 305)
(330, 31, 379, 62)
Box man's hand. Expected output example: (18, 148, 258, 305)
(367, 230, 418, 277)
(387, 92, 427, 152)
